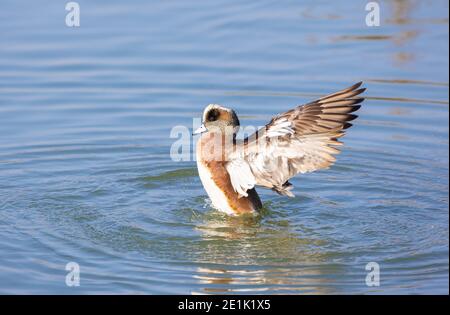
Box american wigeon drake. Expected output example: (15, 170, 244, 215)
(194, 82, 365, 216)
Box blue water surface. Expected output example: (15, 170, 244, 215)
(0, 0, 448, 294)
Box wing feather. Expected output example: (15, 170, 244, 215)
(226, 82, 365, 197)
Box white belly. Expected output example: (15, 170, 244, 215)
(196, 159, 237, 215)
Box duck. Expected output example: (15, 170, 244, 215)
(193, 82, 365, 215)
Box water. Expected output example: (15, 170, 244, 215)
(0, 0, 448, 294)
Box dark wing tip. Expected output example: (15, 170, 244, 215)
(349, 104, 362, 113)
(353, 88, 366, 97)
(352, 81, 363, 90)
(343, 122, 353, 129)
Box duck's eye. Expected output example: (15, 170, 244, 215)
(206, 109, 220, 122)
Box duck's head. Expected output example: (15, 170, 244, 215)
(193, 104, 240, 135)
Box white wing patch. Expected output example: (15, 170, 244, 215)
(225, 159, 256, 197)
(265, 117, 294, 138)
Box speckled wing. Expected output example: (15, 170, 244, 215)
(226, 82, 365, 197)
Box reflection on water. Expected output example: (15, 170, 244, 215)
(190, 209, 335, 294)
(0, 0, 448, 294)
(333, 0, 424, 67)
(193, 266, 332, 294)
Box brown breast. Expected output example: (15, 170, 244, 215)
(203, 160, 262, 214)
(198, 134, 262, 214)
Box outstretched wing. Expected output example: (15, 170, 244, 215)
(225, 82, 365, 197)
